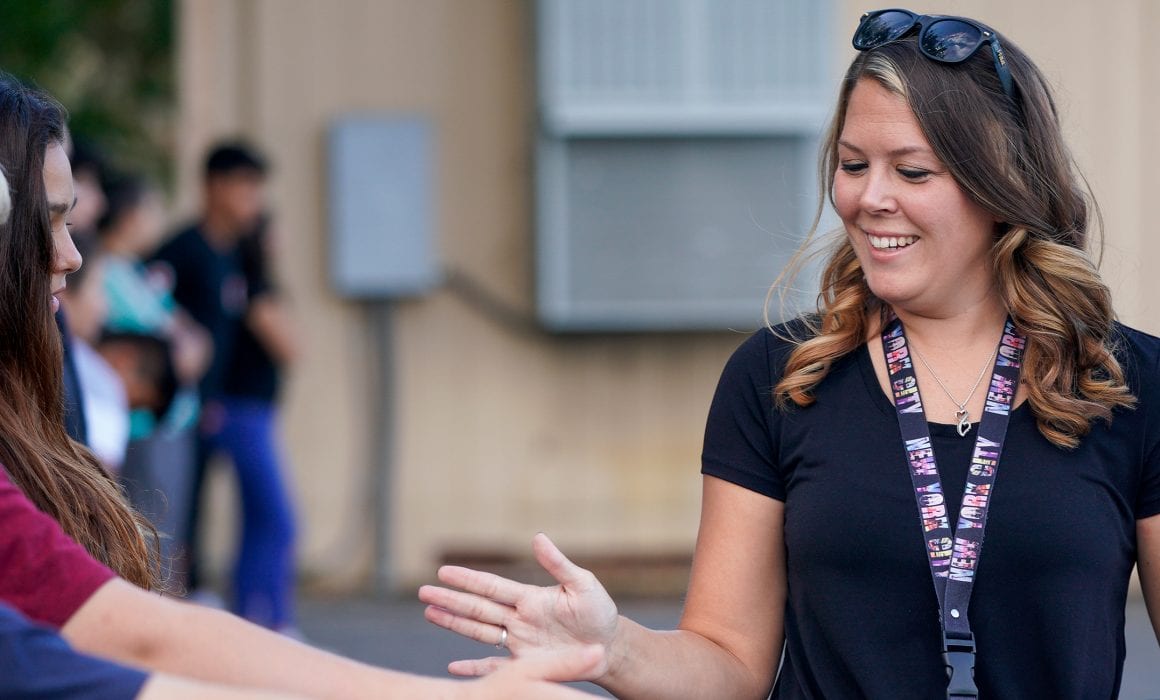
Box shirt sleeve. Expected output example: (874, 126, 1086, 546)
(0, 470, 116, 628)
(1138, 360, 1160, 519)
(0, 603, 148, 699)
(701, 329, 787, 501)
(1123, 325, 1160, 519)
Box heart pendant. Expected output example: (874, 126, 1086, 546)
(955, 409, 970, 437)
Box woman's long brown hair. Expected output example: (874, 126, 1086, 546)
(772, 33, 1135, 449)
(0, 75, 157, 588)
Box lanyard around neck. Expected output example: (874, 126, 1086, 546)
(880, 314, 1025, 699)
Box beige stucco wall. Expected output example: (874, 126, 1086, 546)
(178, 0, 1159, 590)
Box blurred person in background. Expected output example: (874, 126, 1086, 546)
(150, 142, 263, 417)
(98, 331, 180, 424)
(67, 140, 109, 240)
(56, 139, 110, 446)
(59, 235, 130, 473)
(210, 212, 300, 630)
(152, 142, 298, 629)
(96, 172, 211, 584)
(98, 173, 210, 395)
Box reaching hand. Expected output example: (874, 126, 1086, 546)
(462, 645, 605, 699)
(418, 533, 620, 681)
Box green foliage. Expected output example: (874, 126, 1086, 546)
(0, 0, 175, 183)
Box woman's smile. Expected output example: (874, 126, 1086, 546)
(865, 231, 918, 251)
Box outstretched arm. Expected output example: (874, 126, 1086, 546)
(62, 578, 603, 700)
(421, 476, 786, 699)
(139, 675, 307, 700)
(0, 601, 303, 700)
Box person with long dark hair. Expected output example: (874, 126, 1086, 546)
(0, 72, 157, 589)
(0, 73, 601, 699)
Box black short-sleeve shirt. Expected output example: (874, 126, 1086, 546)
(222, 226, 281, 401)
(149, 224, 247, 400)
(701, 321, 1160, 699)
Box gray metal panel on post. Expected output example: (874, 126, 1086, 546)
(328, 117, 439, 299)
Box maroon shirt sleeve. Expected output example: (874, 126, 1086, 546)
(0, 468, 115, 628)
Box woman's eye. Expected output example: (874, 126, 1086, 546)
(839, 162, 867, 174)
(898, 167, 931, 181)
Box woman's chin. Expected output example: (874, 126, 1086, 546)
(863, 278, 918, 309)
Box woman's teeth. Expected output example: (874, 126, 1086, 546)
(868, 235, 917, 250)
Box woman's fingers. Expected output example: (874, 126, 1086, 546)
(532, 533, 591, 589)
(449, 656, 511, 677)
(417, 585, 514, 626)
(430, 536, 590, 606)
(451, 646, 603, 682)
(422, 537, 613, 663)
(436, 565, 526, 606)
(424, 605, 507, 647)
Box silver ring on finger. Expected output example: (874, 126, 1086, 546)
(496, 626, 508, 650)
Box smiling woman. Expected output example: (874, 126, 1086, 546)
(418, 8, 1160, 700)
(832, 78, 1000, 319)
(778, 23, 1133, 450)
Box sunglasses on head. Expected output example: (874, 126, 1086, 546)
(852, 8, 1015, 103)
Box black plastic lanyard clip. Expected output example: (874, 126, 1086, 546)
(943, 634, 978, 699)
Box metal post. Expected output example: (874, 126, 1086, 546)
(368, 300, 395, 594)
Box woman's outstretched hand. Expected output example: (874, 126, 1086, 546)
(418, 533, 620, 682)
(462, 645, 605, 699)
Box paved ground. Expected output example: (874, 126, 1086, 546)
(296, 594, 1160, 698)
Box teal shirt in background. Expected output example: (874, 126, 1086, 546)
(101, 254, 199, 438)
(102, 254, 176, 335)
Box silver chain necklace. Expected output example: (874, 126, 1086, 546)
(910, 345, 997, 437)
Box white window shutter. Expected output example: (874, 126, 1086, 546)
(539, 0, 833, 133)
(536, 0, 837, 330)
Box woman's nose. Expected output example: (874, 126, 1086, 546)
(54, 227, 82, 275)
(858, 167, 898, 214)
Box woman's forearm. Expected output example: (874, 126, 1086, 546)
(146, 604, 460, 699)
(596, 616, 772, 700)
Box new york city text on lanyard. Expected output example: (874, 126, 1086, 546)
(881, 314, 1025, 699)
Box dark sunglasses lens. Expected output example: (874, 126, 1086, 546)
(853, 10, 916, 49)
(920, 19, 983, 62)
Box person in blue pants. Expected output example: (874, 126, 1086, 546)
(152, 146, 298, 629)
(211, 213, 299, 629)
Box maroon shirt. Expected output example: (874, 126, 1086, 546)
(0, 468, 115, 628)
